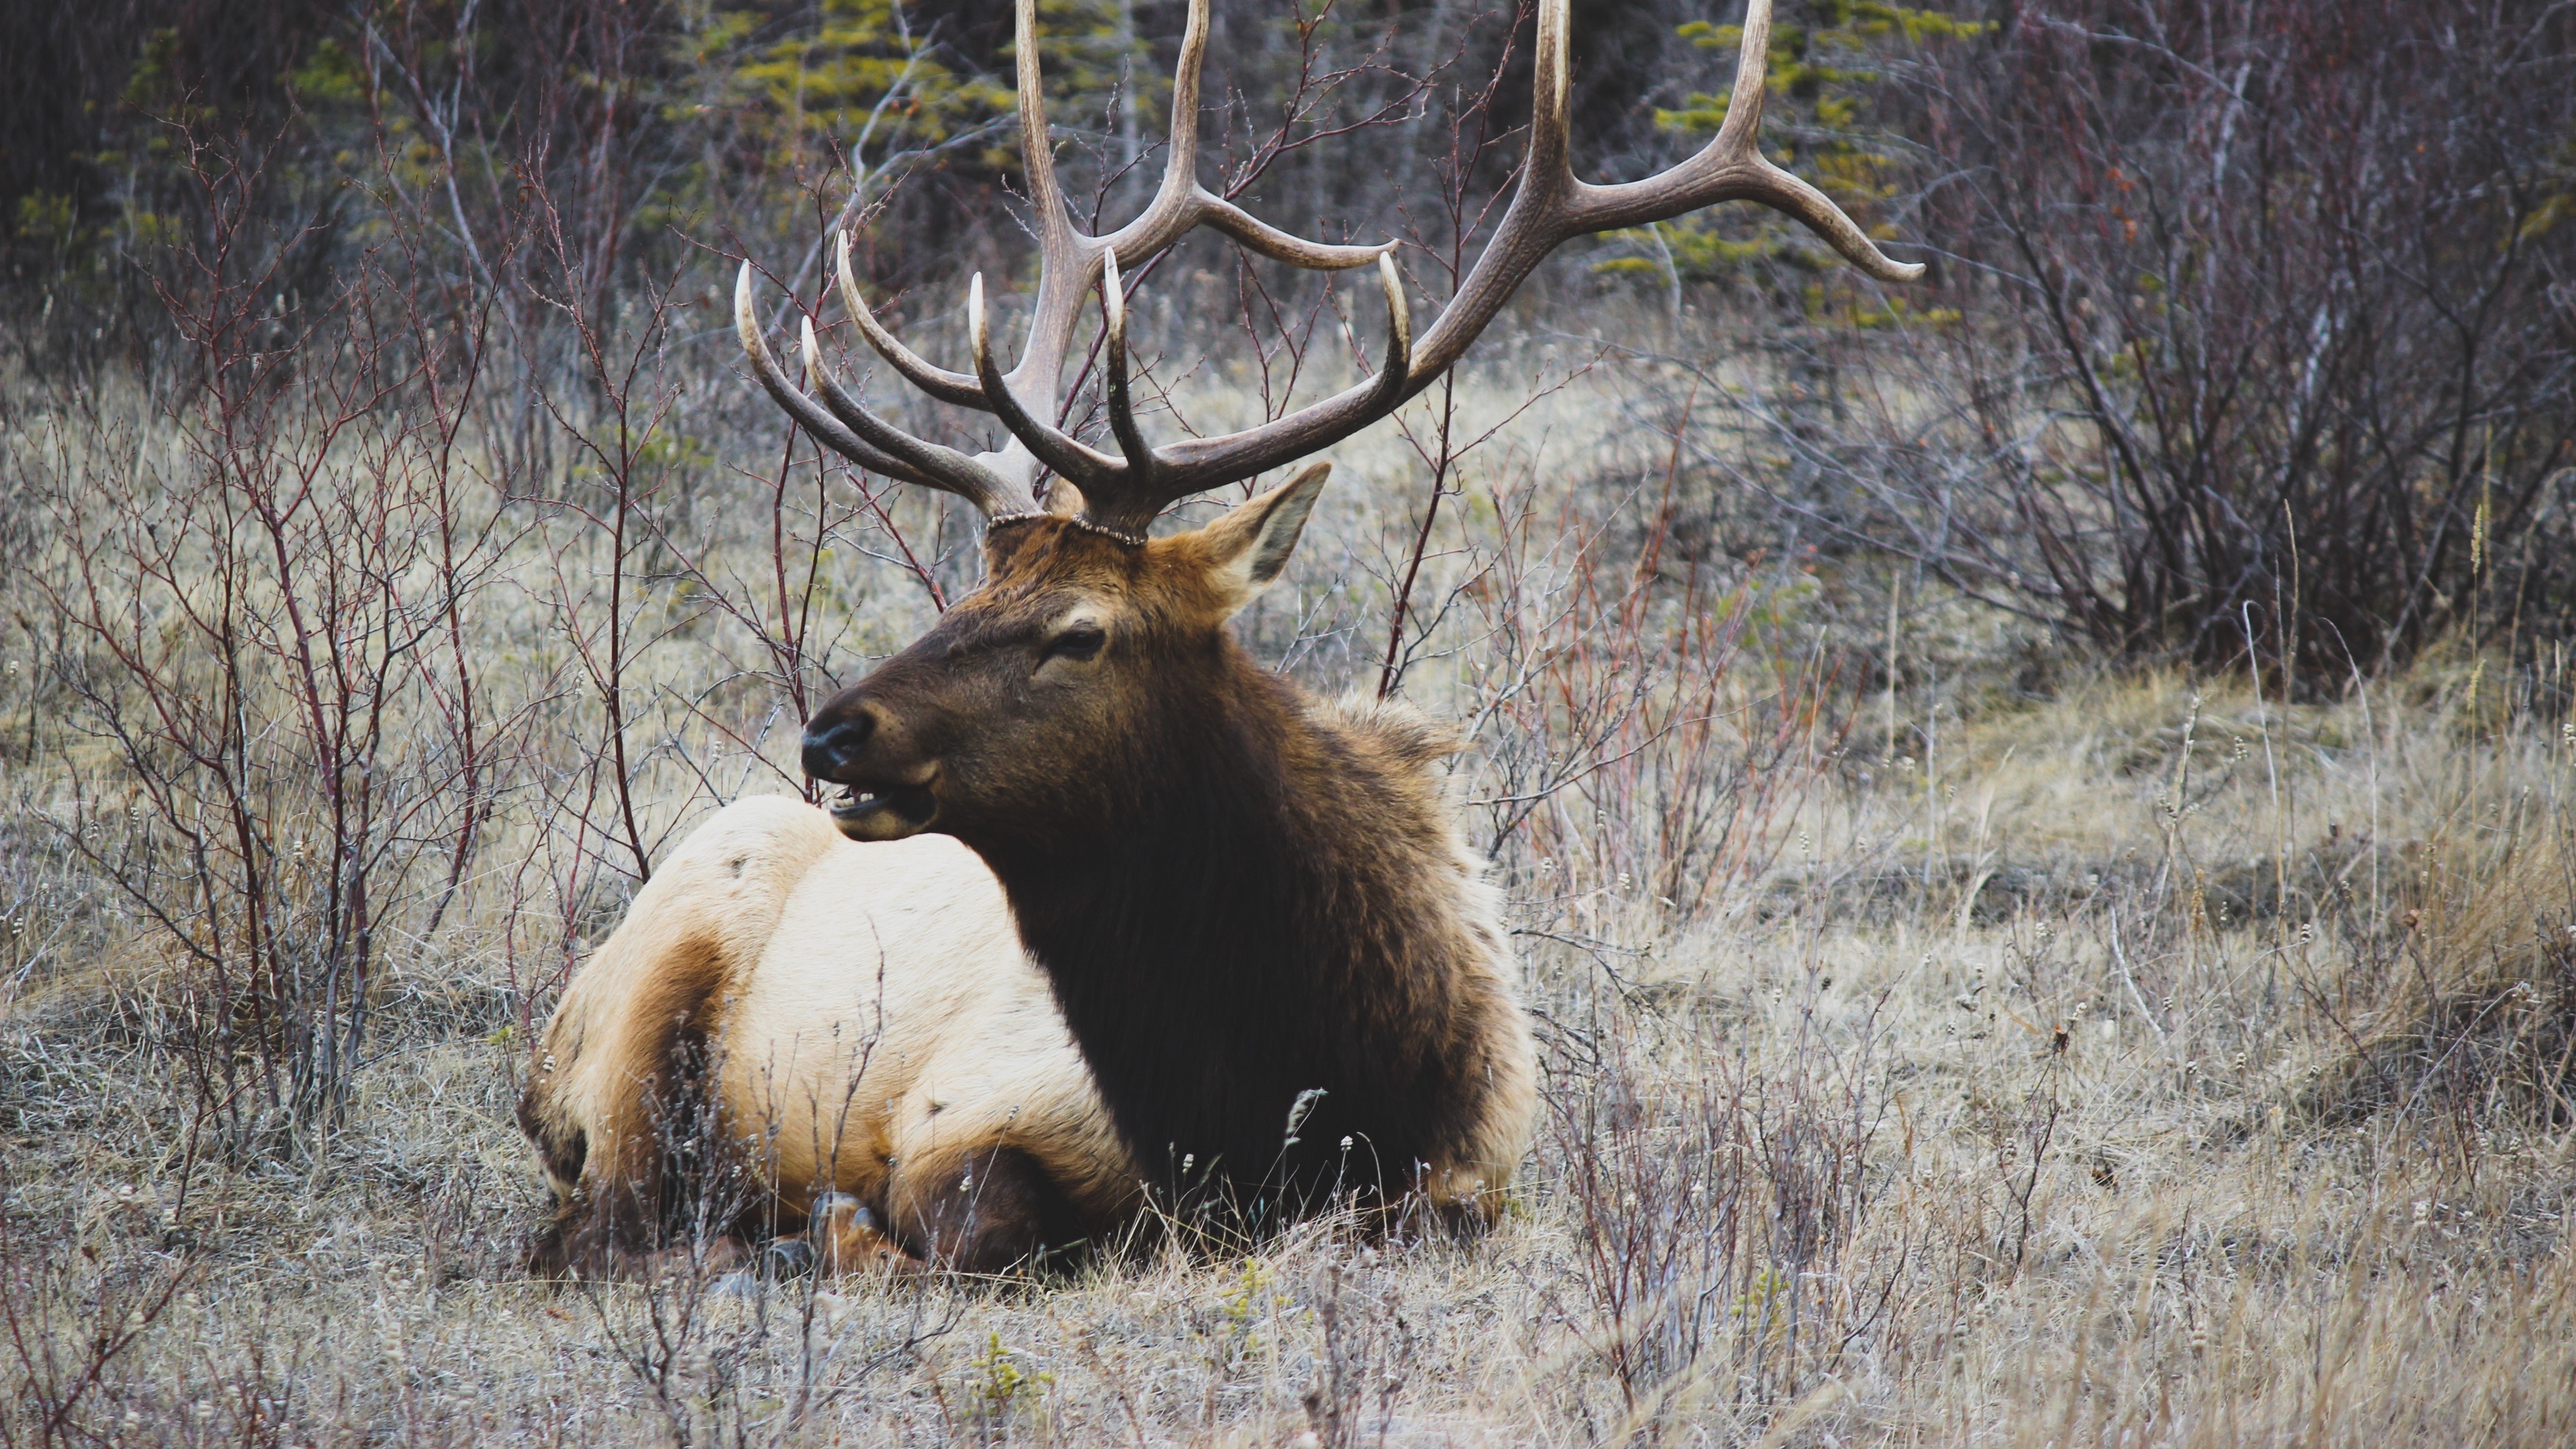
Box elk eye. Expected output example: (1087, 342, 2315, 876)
(1042, 623, 1106, 663)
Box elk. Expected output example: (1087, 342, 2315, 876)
(523, 0, 1917, 1273)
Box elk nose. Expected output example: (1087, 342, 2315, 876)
(801, 706, 877, 780)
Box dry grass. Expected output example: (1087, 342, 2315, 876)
(5, 319, 2575, 1446)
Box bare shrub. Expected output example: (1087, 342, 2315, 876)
(0, 1205, 192, 1448)
(1880, 0, 2576, 672)
(28, 137, 514, 1146)
(1296, 1249, 1416, 1449)
(1465, 447, 1854, 912)
(1543, 979, 1900, 1432)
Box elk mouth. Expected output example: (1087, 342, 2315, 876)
(828, 780, 938, 843)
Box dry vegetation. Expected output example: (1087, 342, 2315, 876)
(4, 319, 2575, 1444)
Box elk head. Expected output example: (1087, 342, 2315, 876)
(800, 462, 1330, 847)
(740, 0, 1919, 844)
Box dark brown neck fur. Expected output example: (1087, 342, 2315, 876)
(953, 637, 1511, 1211)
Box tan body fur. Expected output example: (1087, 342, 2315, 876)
(519, 796, 1136, 1270)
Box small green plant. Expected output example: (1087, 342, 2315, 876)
(961, 1330, 1051, 1439)
(1734, 1263, 1792, 1324)
(1219, 1255, 1271, 1346)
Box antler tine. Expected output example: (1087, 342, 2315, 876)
(1567, 0, 1925, 279)
(1366, 250, 1414, 413)
(735, 263, 941, 489)
(798, 315, 1023, 507)
(1010, 0, 1074, 248)
(1076, 0, 1921, 519)
(737, 262, 1040, 513)
(1118, 0, 1210, 252)
(1096, 0, 1385, 274)
(1099, 250, 1157, 480)
(1710, 0, 1776, 160)
(992, 0, 1110, 413)
(1077, 246, 1411, 531)
(1183, 205, 1394, 272)
(969, 273, 1122, 490)
(835, 233, 989, 412)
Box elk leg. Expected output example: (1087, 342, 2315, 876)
(887, 1146, 1059, 1274)
(752, 1195, 922, 1278)
(639, 1234, 749, 1279)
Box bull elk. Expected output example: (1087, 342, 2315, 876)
(522, 0, 1917, 1275)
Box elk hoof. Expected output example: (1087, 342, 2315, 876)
(761, 1236, 816, 1279)
(812, 1193, 920, 1276)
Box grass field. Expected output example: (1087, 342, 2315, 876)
(4, 317, 2573, 1446)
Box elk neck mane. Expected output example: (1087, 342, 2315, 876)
(956, 633, 1519, 1210)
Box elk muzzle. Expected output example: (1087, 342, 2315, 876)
(802, 699, 940, 843)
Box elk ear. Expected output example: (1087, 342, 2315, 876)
(1199, 463, 1331, 616)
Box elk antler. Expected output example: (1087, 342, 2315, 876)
(740, 0, 1922, 537)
